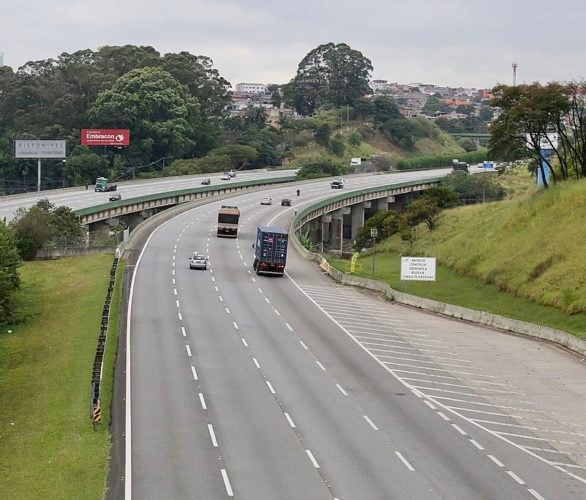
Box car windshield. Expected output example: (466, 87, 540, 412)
(193, 255, 206, 261)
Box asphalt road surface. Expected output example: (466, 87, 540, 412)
(126, 177, 586, 499)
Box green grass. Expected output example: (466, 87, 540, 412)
(0, 254, 123, 499)
(327, 176, 586, 341)
(329, 252, 586, 340)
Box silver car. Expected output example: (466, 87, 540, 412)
(189, 253, 207, 270)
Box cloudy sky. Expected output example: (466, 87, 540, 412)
(2, 0, 584, 89)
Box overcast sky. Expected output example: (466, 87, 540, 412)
(2, 0, 584, 89)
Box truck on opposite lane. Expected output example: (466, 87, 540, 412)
(95, 177, 118, 192)
(253, 226, 288, 276)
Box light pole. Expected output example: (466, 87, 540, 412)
(370, 227, 378, 274)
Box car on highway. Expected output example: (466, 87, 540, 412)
(189, 253, 207, 270)
(220, 174, 231, 181)
(109, 193, 122, 201)
(227, 170, 236, 178)
(260, 196, 273, 205)
(200, 178, 211, 185)
(330, 179, 344, 189)
(281, 198, 291, 206)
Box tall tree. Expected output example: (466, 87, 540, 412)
(489, 82, 586, 184)
(292, 43, 373, 115)
(0, 220, 22, 324)
(88, 67, 202, 163)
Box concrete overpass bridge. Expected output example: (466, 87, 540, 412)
(293, 177, 442, 254)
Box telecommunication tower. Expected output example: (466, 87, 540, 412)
(512, 62, 518, 86)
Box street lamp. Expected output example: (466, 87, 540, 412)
(370, 227, 378, 274)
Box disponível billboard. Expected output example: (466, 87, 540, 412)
(14, 140, 66, 158)
(81, 129, 130, 147)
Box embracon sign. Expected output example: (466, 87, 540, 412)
(81, 128, 130, 146)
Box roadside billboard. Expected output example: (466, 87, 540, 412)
(14, 140, 66, 158)
(81, 129, 130, 147)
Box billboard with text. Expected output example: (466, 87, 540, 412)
(81, 129, 130, 147)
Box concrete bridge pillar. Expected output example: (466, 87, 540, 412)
(351, 204, 365, 241)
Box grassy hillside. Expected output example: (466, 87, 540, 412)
(381, 176, 586, 315)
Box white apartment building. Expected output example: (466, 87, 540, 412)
(234, 82, 267, 94)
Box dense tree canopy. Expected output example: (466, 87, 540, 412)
(290, 43, 373, 115)
(0, 220, 22, 325)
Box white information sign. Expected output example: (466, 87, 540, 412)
(401, 257, 436, 281)
(15, 140, 66, 158)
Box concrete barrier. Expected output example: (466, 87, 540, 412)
(289, 224, 586, 357)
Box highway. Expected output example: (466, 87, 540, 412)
(0, 168, 295, 221)
(126, 173, 586, 499)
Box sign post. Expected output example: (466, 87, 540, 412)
(370, 228, 378, 274)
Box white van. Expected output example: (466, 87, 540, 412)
(350, 157, 362, 166)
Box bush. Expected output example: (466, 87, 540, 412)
(296, 158, 348, 179)
(395, 150, 488, 170)
(441, 171, 507, 203)
(347, 132, 362, 146)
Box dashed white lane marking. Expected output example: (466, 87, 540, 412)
(285, 323, 293, 331)
(507, 470, 526, 485)
(265, 297, 271, 303)
(198, 393, 207, 410)
(424, 400, 436, 410)
(175, 299, 180, 308)
(253, 357, 260, 369)
(172, 270, 175, 276)
(306, 449, 320, 468)
(172, 262, 175, 267)
(437, 412, 451, 422)
(395, 451, 415, 471)
(363, 415, 379, 430)
(528, 489, 546, 500)
(336, 384, 348, 396)
(173, 288, 177, 296)
(487, 455, 505, 467)
(191, 365, 198, 381)
(172, 278, 176, 285)
(214, 286, 219, 292)
(232, 321, 239, 330)
(185, 345, 192, 357)
(211, 277, 215, 282)
(172, 255, 176, 260)
(316, 360, 326, 371)
(208, 424, 218, 447)
(470, 439, 485, 451)
(225, 307, 230, 314)
(181, 326, 186, 337)
(274, 309, 281, 316)
(178, 312, 182, 321)
(241, 338, 248, 347)
(299, 341, 308, 350)
(221, 469, 234, 497)
(266, 381, 276, 394)
(257, 287, 263, 293)
(284, 412, 296, 428)
(452, 424, 467, 436)
(219, 296, 224, 302)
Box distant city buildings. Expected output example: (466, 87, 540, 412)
(234, 82, 267, 94)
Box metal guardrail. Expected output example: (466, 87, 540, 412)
(75, 176, 297, 222)
(90, 256, 119, 428)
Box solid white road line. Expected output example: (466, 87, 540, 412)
(395, 451, 415, 471)
(198, 393, 207, 410)
(221, 469, 234, 497)
(306, 449, 320, 468)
